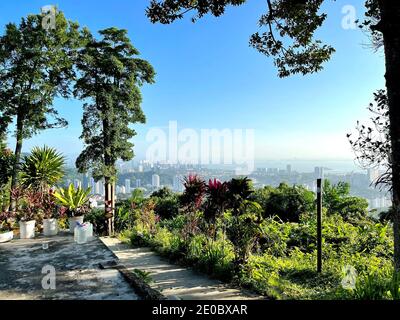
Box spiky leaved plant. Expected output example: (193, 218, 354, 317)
(180, 174, 206, 240)
(204, 178, 228, 239)
(180, 174, 206, 211)
(53, 184, 91, 217)
(20, 146, 65, 192)
(225, 177, 263, 276)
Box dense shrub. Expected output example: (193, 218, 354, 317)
(253, 183, 315, 222)
(159, 214, 187, 231)
(115, 189, 146, 231)
(150, 227, 186, 260)
(85, 208, 108, 235)
(152, 193, 179, 220)
(323, 180, 369, 221)
(335, 271, 400, 300)
(258, 217, 291, 256)
(188, 234, 234, 280)
(115, 205, 136, 232)
(203, 179, 229, 238)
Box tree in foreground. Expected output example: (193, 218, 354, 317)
(74, 27, 155, 235)
(146, 0, 400, 270)
(348, 90, 391, 189)
(0, 10, 82, 211)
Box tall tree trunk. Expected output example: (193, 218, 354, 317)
(104, 176, 114, 236)
(9, 115, 24, 212)
(378, 1, 400, 270)
(111, 180, 115, 235)
(103, 115, 115, 236)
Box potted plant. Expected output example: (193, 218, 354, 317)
(12, 188, 39, 239)
(0, 211, 15, 243)
(41, 189, 62, 236)
(53, 184, 91, 233)
(18, 146, 67, 236)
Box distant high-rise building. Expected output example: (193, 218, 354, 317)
(138, 165, 144, 172)
(95, 180, 105, 196)
(136, 179, 141, 188)
(152, 174, 160, 188)
(74, 179, 82, 189)
(90, 177, 96, 194)
(173, 175, 183, 192)
(83, 173, 89, 190)
(267, 168, 278, 175)
(286, 164, 292, 175)
(95, 181, 100, 194)
(101, 181, 106, 196)
(125, 179, 131, 194)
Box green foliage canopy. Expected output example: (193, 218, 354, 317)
(0, 11, 82, 138)
(74, 27, 156, 182)
(253, 183, 315, 222)
(323, 180, 369, 221)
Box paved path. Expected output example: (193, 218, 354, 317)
(101, 237, 264, 300)
(0, 233, 138, 300)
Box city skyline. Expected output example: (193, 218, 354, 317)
(64, 160, 391, 211)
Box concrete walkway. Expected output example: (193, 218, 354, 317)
(0, 233, 138, 300)
(100, 237, 265, 300)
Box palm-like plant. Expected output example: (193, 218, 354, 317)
(225, 177, 262, 273)
(180, 174, 206, 210)
(206, 179, 228, 210)
(179, 175, 206, 240)
(20, 146, 65, 191)
(53, 184, 91, 217)
(226, 177, 253, 214)
(204, 179, 228, 238)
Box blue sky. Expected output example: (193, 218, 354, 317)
(1, 0, 385, 163)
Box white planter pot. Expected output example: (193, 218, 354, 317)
(43, 218, 58, 236)
(19, 220, 36, 239)
(0, 231, 13, 243)
(68, 216, 84, 233)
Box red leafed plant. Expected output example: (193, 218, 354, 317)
(10, 188, 39, 222)
(179, 175, 206, 240)
(0, 210, 16, 233)
(10, 188, 59, 222)
(41, 189, 60, 219)
(203, 178, 229, 238)
(180, 174, 206, 210)
(206, 179, 228, 210)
